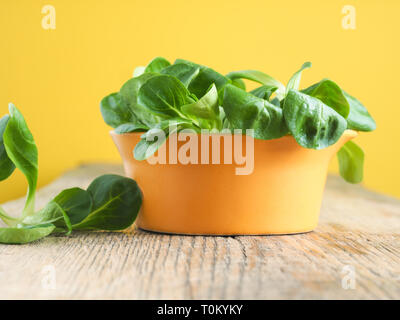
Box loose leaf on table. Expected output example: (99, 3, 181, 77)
(0, 224, 55, 245)
(181, 84, 221, 129)
(23, 188, 92, 233)
(343, 91, 376, 131)
(52, 187, 92, 226)
(23, 201, 71, 233)
(283, 90, 347, 149)
(0, 206, 20, 227)
(119, 72, 163, 128)
(226, 70, 286, 100)
(286, 62, 312, 93)
(223, 84, 287, 140)
(144, 57, 170, 73)
(138, 74, 194, 118)
(3, 104, 38, 218)
(302, 79, 350, 118)
(100, 93, 137, 128)
(73, 175, 142, 231)
(0, 115, 15, 181)
(337, 141, 364, 183)
(161, 63, 200, 87)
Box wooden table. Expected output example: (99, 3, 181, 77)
(0, 164, 399, 299)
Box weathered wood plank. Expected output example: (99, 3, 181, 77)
(0, 164, 399, 299)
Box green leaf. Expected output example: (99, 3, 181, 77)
(226, 70, 286, 100)
(250, 85, 278, 100)
(23, 201, 71, 233)
(52, 187, 92, 226)
(174, 58, 203, 68)
(283, 90, 347, 149)
(231, 78, 246, 91)
(144, 57, 171, 73)
(0, 224, 55, 244)
(223, 84, 287, 140)
(100, 93, 136, 128)
(134, 118, 196, 160)
(343, 91, 376, 131)
(337, 141, 364, 183)
(114, 123, 148, 134)
(23, 188, 92, 234)
(161, 63, 200, 87)
(3, 104, 38, 218)
(188, 67, 230, 101)
(133, 66, 145, 77)
(134, 129, 168, 161)
(286, 62, 312, 92)
(270, 97, 281, 107)
(73, 175, 142, 231)
(0, 115, 15, 181)
(181, 84, 221, 129)
(0, 206, 20, 227)
(119, 73, 163, 127)
(138, 74, 193, 118)
(302, 79, 350, 118)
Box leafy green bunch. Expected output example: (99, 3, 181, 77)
(0, 104, 142, 244)
(101, 57, 376, 183)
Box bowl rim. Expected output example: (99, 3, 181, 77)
(110, 129, 358, 139)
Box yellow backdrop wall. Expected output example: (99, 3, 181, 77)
(1, 0, 399, 203)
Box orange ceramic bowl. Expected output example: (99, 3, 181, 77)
(111, 130, 357, 235)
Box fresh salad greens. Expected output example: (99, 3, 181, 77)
(0, 104, 142, 244)
(101, 57, 376, 184)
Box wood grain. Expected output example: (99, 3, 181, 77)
(0, 164, 399, 299)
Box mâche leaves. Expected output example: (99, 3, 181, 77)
(188, 67, 230, 100)
(337, 141, 364, 183)
(250, 85, 278, 101)
(0, 115, 15, 181)
(226, 70, 286, 100)
(161, 63, 200, 87)
(286, 62, 312, 92)
(0, 225, 56, 245)
(100, 56, 376, 185)
(181, 84, 221, 129)
(144, 57, 171, 73)
(283, 90, 347, 149)
(343, 91, 376, 131)
(119, 72, 162, 128)
(3, 104, 38, 218)
(73, 175, 142, 231)
(0, 106, 143, 244)
(100, 93, 136, 128)
(223, 84, 287, 140)
(302, 79, 350, 118)
(114, 123, 148, 134)
(138, 74, 194, 118)
(134, 118, 196, 160)
(0, 206, 19, 227)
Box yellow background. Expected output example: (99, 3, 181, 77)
(0, 0, 399, 203)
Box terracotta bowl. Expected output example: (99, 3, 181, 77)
(111, 130, 357, 235)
